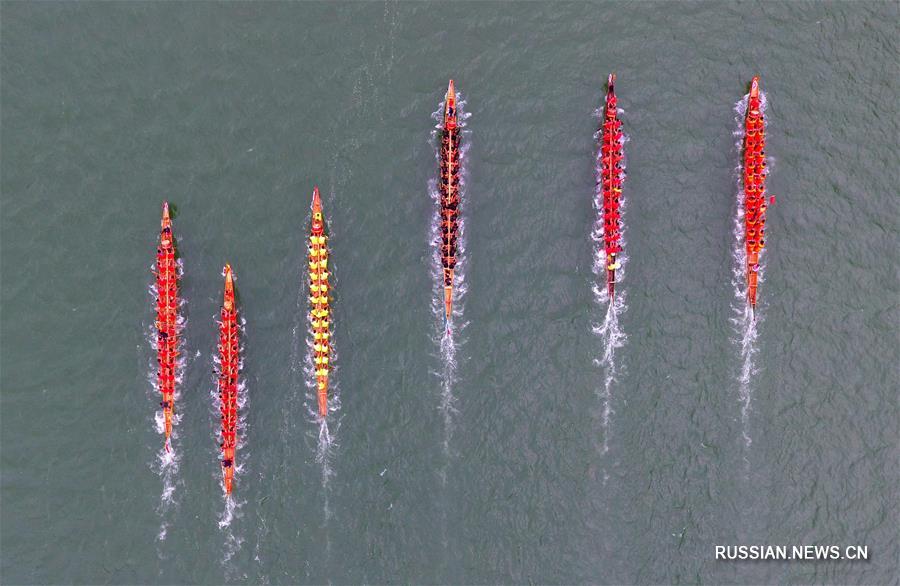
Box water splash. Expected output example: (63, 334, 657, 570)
(219, 493, 245, 531)
(153, 443, 178, 542)
(429, 92, 471, 458)
(590, 297, 627, 458)
(730, 89, 770, 448)
(591, 106, 629, 457)
(219, 493, 247, 578)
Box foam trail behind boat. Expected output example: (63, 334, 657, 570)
(430, 92, 470, 458)
(591, 97, 629, 459)
(590, 298, 626, 457)
(219, 488, 246, 579)
(730, 89, 770, 449)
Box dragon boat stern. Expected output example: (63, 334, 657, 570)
(444, 283, 453, 322)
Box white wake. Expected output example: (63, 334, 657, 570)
(730, 89, 770, 449)
(429, 92, 471, 458)
(591, 103, 629, 457)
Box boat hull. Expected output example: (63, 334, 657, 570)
(743, 77, 767, 313)
(599, 74, 624, 299)
(155, 202, 179, 451)
(439, 80, 461, 323)
(308, 186, 331, 418)
(218, 265, 239, 495)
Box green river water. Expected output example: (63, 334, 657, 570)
(1, 2, 897, 584)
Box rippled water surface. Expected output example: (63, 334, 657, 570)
(2, 2, 898, 584)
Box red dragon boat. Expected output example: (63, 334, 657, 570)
(438, 79, 461, 322)
(217, 265, 240, 494)
(743, 76, 768, 314)
(308, 186, 332, 418)
(598, 74, 624, 297)
(155, 202, 179, 451)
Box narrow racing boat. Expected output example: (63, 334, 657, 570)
(438, 79, 461, 322)
(217, 265, 240, 494)
(155, 202, 179, 451)
(308, 187, 331, 418)
(598, 73, 624, 297)
(743, 76, 768, 315)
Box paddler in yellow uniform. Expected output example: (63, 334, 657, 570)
(607, 253, 621, 271)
